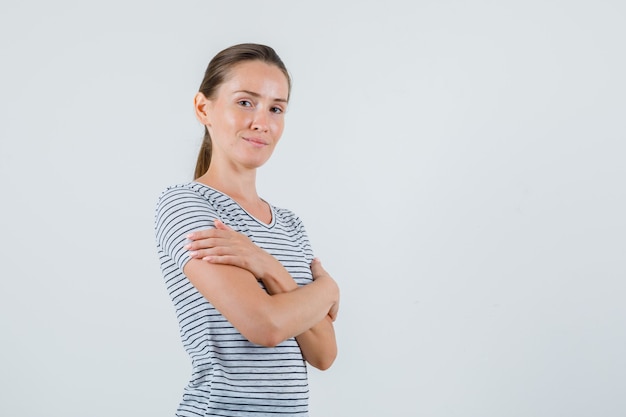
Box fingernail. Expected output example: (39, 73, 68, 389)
(189, 251, 197, 258)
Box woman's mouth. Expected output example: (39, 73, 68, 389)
(243, 137, 268, 147)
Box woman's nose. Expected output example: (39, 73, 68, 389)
(251, 111, 269, 132)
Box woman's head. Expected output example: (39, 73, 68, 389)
(194, 43, 291, 179)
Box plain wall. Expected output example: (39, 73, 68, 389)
(1, 1, 625, 416)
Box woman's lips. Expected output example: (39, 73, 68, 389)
(243, 137, 268, 147)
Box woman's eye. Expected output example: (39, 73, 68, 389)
(238, 100, 252, 107)
(271, 107, 283, 114)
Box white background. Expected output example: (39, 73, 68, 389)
(1, 1, 625, 416)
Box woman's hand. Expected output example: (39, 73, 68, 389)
(186, 221, 339, 366)
(310, 258, 340, 322)
(185, 219, 274, 280)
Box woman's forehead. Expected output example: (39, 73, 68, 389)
(220, 61, 290, 100)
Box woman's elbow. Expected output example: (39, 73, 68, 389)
(244, 318, 287, 347)
(311, 359, 334, 371)
(248, 332, 284, 348)
(306, 349, 337, 371)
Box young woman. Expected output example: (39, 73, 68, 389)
(154, 43, 340, 416)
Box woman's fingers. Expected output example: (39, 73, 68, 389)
(185, 237, 222, 251)
(186, 219, 231, 240)
(184, 220, 266, 277)
(310, 258, 339, 321)
(189, 246, 229, 259)
(214, 218, 233, 230)
(185, 220, 238, 251)
(201, 254, 238, 265)
(310, 258, 330, 280)
(186, 228, 218, 241)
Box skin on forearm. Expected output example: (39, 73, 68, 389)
(185, 222, 339, 367)
(260, 276, 338, 343)
(296, 316, 337, 370)
(260, 256, 338, 370)
(184, 259, 337, 347)
(259, 255, 299, 293)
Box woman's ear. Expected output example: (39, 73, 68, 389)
(194, 92, 211, 126)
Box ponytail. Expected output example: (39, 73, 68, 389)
(194, 126, 212, 179)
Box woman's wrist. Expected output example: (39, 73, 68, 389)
(259, 255, 298, 293)
(320, 275, 340, 304)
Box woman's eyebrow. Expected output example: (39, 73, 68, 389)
(234, 89, 288, 103)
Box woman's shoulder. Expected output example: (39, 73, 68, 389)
(154, 182, 223, 234)
(272, 204, 297, 219)
(157, 181, 217, 202)
(272, 204, 307, 228)
(155, 181, 219, 213)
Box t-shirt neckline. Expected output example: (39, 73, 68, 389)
(192, 181, 276, 228)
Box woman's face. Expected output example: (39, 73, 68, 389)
(199, 60, 290, 170)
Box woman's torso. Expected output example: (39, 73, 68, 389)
(155, 182, 314, 416)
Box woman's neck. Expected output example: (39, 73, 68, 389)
(196, 163, 271, 223)
(199, 165, 256, 198)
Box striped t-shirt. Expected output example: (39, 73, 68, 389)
(154, 182, 314, 416)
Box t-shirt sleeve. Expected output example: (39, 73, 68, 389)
(154, 185, 218, 271)
(292, 212, 315, 263)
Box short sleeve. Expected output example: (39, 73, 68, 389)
(294, 215, 315, 262)
(154, 185, 218, 271)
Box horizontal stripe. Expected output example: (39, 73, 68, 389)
(155, 182, 314, 417)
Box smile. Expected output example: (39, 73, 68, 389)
(243, 137, 268, 147)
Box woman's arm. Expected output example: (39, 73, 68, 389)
(183, 258, 338, 348)
(261, 258, 338, 370)
(186, 220, 339, 369)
